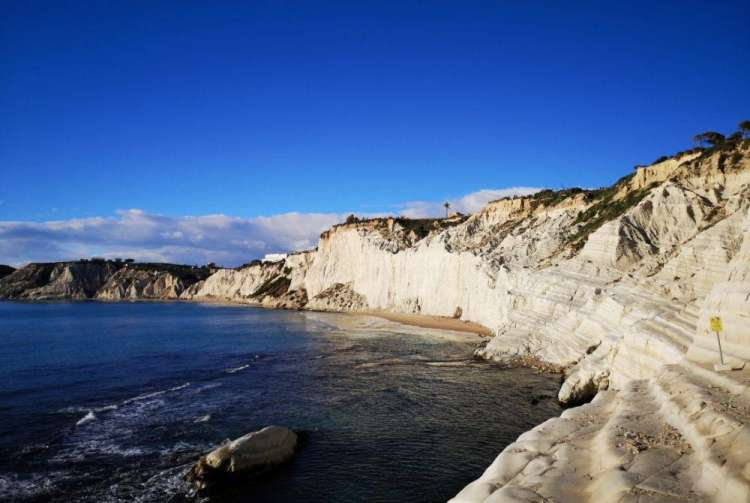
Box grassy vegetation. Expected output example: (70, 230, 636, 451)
(565, 182, 657, 249)
(693, 136, 749, 165)
(529, 187, 593, 207)
(317, 131, 750, 252)
(395, 216, 467, 239)
(325, 214, 469, 241)
(127, 262, 215, 282)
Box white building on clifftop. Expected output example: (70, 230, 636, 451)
(262, 253, 287, 263)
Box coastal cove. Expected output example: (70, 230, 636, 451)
(0, 301, 562, 502)
(2, 140, 750, 500)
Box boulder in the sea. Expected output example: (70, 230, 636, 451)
(187, 426, 298, 491)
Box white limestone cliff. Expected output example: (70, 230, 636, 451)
(183, 141, 750, 501)
(97, 268, 187, 300)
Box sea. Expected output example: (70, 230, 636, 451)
(0, 301, 561, 502)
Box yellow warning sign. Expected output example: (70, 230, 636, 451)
(710, 316, 723, 333)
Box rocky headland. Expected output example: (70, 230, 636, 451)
(2, 136, 750, 501)
(0, 260, 213, 300)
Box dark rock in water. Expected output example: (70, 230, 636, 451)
(186, 426, 298, 491)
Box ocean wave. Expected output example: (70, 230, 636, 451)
(194, 413, 212, 423)
(59, 403, 119, 414)
(61, 383, 190, 419)
(50, 439, 146, 463)
(0, 471, 70, 500)
(159, 440, 210, 456)
(122, 382, 191, 404)
(193, 382, 223, 393)
(225, 363, 250, 374)
(224, 354, 262, 374)
(76, 410, 97, 426)
(130, 464, 193, 503)
(20, 443, 49, 455)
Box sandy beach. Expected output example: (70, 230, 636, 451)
(362, 309, 493, 337)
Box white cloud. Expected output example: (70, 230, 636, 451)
(398, 187, 542, 218)
(0, 186, 544, 267)
(0, 210, 344, 267)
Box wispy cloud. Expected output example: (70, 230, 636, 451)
(0, 187, 544, 267)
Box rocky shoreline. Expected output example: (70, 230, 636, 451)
(3, 139, 750, 501)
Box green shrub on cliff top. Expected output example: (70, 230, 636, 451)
(566, 180, 656, 250)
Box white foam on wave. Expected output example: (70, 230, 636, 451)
(54, 382, 195, 464)
(0, 471, 70, 500)
(50, 438, 146, 463)
(61, 383, 189, 420)
(76, 411, 97, 426)
(225, 363, 250, 374)
(121, 382, 190, 405)
(59, 403, 118, 414)
(194, 413, 212, 423)
(159, 440, 211, 456)
(225, 354, 262, 374)
(129, 464, 194, 503)
(194, 382, 222, 393)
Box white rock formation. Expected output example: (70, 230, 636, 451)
(188, 426, 298, 490)
(262, 253, 287, 262)
(97, 268, 186, 300)
(451, 364, 750, 502)
(181, 141, 750, 500)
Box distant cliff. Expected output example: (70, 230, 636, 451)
(0, 260, 213, 300)
(0, 265, 15, 279)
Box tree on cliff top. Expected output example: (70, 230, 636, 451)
(740, 120, 750, 139)
(693, 131, 725, 147)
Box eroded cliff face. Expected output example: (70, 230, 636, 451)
(0, 261, 212, 301)
(95, 264, 210, 300)
(182, 141, 750, 501)
(180, 251, 314, 308)
(180, 144, 750, 410)
(0, 261, 121, 300)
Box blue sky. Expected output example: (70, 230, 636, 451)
(1, 1, 749, 265)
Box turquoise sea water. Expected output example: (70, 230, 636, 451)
(0, 301, 561, 502)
